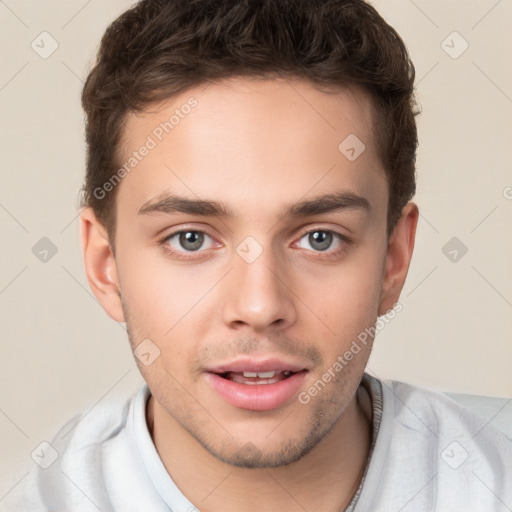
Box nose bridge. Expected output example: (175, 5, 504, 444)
(221, 234, 296, 331)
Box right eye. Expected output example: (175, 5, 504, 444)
(162, 229, 217, 255)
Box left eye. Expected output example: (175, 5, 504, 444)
(296, 230, 345, 252)
(164, 230, 215, 252)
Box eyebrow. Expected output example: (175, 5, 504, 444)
(138, 191, 371, 219)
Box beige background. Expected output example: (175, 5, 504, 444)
(1, 0, 511, 490)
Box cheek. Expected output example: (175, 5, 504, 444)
(115, 249, 220, 375)
(117, 247, 211, 328)
(319, 261, 381, 304)
(298, 248, 384, 349)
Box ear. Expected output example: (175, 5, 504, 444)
(378, 202, 419, 316)
(80, 207, 125, 322)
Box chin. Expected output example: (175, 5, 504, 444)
(197, 415, 332, 469)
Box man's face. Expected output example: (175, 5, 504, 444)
(104, 78, 392, 467)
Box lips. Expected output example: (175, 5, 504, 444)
(225, 370, 294, 385)
(204, 357, 308, 411)
(206, 357, 307, 375)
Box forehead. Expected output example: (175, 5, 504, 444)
(115, 77, 387, 222)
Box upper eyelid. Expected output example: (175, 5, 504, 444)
(162, 227, 215, 243)
(296, 225, 348, 239)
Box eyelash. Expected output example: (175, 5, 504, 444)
(159, 226, 351, 261)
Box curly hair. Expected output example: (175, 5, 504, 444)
(81, 0, 420, 244)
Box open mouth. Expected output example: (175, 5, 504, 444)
(217, 370, 297, 385)
(206, 368, 308, 411)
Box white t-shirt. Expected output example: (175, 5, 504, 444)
(2, 373, 511, 511)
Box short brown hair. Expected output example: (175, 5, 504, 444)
(80, 0, 420, 245)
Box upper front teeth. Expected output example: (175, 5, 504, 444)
(243, 371, 276, 378)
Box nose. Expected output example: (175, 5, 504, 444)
(221, 241, 297, 333)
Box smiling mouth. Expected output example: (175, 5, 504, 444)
(218, 370, 298, 385)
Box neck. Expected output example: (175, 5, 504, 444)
(146, 386, 372, 512)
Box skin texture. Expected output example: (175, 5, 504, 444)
(80, 77, 419, 511)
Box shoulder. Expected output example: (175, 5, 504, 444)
(382, 378, 510, 445)
(1, 386, 144, 511)
(381, 378, 512, 467)
(361, 377, 512, 511)
(39, 386, 136, 478)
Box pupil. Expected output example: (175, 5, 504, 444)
(180, 231, 203, 251)
(310, 231, 332, 251)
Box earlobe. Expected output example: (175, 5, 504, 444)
(80, 208, 125, 322)
(378, 202, 419, 316)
